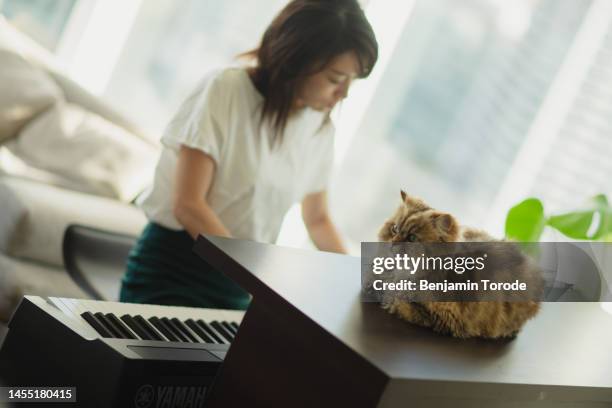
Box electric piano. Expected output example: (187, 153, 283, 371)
(0, 296, 243, 407)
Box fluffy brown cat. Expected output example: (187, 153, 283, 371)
(377, 191, 542, 339)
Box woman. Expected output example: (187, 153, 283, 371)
(120, 0, 378, 310)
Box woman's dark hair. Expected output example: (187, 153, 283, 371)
(244, 0, 378, 144)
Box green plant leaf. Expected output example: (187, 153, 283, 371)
(547, 194, 611, 240)
(546, 211, 592, 239)
(505, 198, 545, 242)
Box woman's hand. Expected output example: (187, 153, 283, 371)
(173, 146, 232, 240)
(302, 191, 347, 254)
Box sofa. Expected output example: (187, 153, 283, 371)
(0, 15, 159, 322)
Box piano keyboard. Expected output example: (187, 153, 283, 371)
(0, 296, 247, 407)
(47, 297, 241, 344)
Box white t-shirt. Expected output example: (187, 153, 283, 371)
(139, 67, 335, 243)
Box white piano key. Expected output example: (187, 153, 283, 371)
(50, 298, 244, 342)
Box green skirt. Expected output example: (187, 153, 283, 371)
(120, 222, 250, 310)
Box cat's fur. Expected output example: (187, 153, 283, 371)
(377, 191, 543, 339)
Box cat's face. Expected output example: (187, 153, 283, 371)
(379, 191, 460, 243)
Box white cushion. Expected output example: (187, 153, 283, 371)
(0, 181, 26, 252)
(2, 176, 147, 267)
(0, 16, 154, 143)
(0, 49, 63, 143)
(0, 15, 59, 68)
(0, 146, 81, 188)
(8, 102, 158, 202)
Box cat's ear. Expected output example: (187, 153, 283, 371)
(400, 190, 418, 205)
(433, 213, 458, 234)
(401, 190, 424, 208)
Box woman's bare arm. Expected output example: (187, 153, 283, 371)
(302, 191, 347, 254)
(173, 146, 232, 240)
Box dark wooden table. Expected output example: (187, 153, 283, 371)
(194, 236, 612, 408)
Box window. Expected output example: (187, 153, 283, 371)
(0, 0, 76, 50)
(330, 0, 595, 246)
(103, 0, 287, 137)
(521, 6, 612, 213)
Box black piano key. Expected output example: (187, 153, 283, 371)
(221, 321, 238, 335)
(170, 318, 199, 343)
(161, 317, 191, 343)
(105, 313, 137, 339)
(184, 319, 214, 343)
(121, 314, 153, 341)
(94, 312, 125, 339)
(81, 311, 113, 338)
(161, 317, 190, 343)
(211, 320, 234, 342)
(133, 315, 164, 341)
(149, 317, 180, 342)
(230, 321, 240, 331)
(195, 319, 225, 344)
